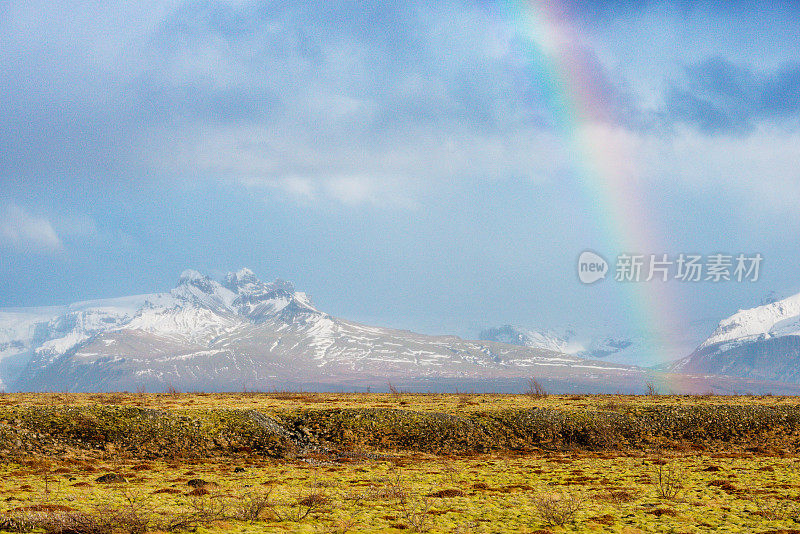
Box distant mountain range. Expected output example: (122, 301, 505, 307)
(0, 269, 646, 393)
(478, 321, 715, 368)
(3, 269, 800, 393)
(479, 325, 635, 361)
(479, 289, 800, 387)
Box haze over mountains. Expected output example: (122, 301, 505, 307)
(0, 269, 645, 393)
(2, 269, 800, 394)
(480, 289, 800, 388)
(478, 322, 715, 368)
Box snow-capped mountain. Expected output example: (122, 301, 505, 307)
(480, 324, 647, 364)
(2, 269, 648, 392)
(670, 291, 800, 383)
(480, 326, 589, 356)
(0, 295, 151, 390)
(479, 321, 718, 368)
(479, 325, 656, 366)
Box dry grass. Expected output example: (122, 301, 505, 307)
(1, 489, 224, 534)
(4, 391, 800, 412)
(3, 450, 800, 533)
(2, 393, 800, 532)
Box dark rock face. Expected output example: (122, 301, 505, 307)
(479, 325, 531, 346)
(677, 336, 800, 383)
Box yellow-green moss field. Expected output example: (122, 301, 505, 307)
(3, 391, 800, 412)
(3, 393, 800, 533)
(3, 450, 800, 532)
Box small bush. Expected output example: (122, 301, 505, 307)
(384, 475, 433, 533)
(3, 490, 158, 534)
(269, 481, 330, 522)
(525, 379, 548, 398)
(234, 487, 274, 521)
(748, 496, 798, 520)
(652, 462, 683, 500)
(388, 382, 406, 397)
(532, 489, 584, 526)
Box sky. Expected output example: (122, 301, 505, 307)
(1, 0, 799, 348)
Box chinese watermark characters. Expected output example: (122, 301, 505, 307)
(578, 251, 763, 284)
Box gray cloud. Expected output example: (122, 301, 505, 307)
(665, 57, 800, 135)
(0, 0, 637, 204)
(760, 63, 800, 118)
(5, 0, 796, 213)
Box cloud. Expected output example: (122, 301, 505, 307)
(2, 0, 798, 221)
(257, 176, 317, 203)
(566, 119, 800, 219)
(665, 57, 800, 135)
(760, 62, 800, 118)
(243, 174, 420, 208)
(0, 0, 629, 207)
(662, 125, 800, 211)
(0, 205, 64, 253)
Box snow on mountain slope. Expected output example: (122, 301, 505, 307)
(479, 321, 719, 368)
(0, 294, 160, 389)
(0, 309, 58, 390)
(479, 325, 584, 354)
(479, 325, 649, 366)
(670, 290, 800, 383)
(124, 305, 240, 346)
(696, 292, 800, 351)
(4, 269, 650, 392)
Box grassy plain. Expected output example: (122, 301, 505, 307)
(2, 392, 800, 533)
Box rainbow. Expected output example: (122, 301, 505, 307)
(497, 0, 685, 366)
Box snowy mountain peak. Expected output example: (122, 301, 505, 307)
(213, 269, 312, 322)
(225, 270, 295, 296)
(0, 268, 323, 388)
(668, 289, 800, 383)
(698, 291, 800, 350)
(177, 269, 222, 294)
(480, 325, 585, 355)
(173, 270, 236, 310)
(224, 268, 259, 288)
(178, 269, 207, 283)
(477, 324, 706, 367)
(480, 325, 537, 347)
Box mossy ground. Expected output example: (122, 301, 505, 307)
(2, 393, 800, 533)
(2, 391, 798, 412)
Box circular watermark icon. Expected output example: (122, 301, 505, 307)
(577, 250, 609, 284)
